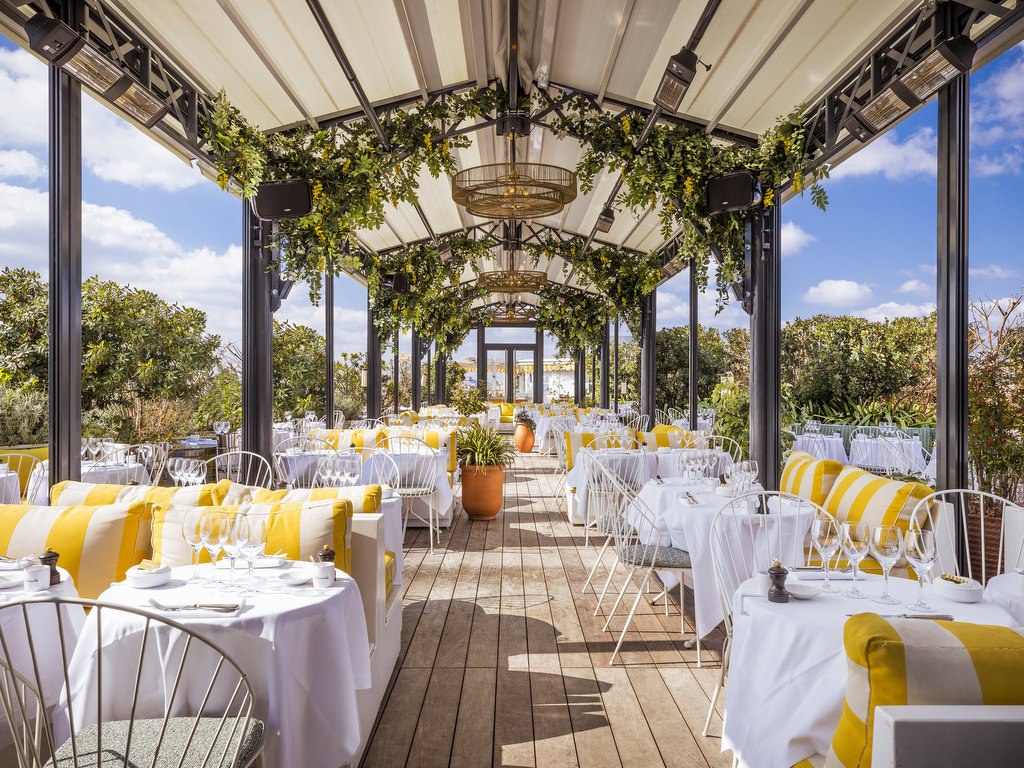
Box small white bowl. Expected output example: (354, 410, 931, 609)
(933, 575, 983, 603)
(125, 564, 171, 589)
(787, 583, 822, 600)
(278, 569, 312, 586)
(381, 487, 395, 499)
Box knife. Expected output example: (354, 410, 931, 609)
(846, 613, 954, 621)
(655, 475, 664, 485)
(685, 492, 699, 505)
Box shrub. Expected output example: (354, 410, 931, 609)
(0, 384, 47, 446)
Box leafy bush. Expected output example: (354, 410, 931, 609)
(449, 384, 486, 416)
(709, 376, 749, 456)
(336, 396, 363, 422)
(0, 383, 47, 446)
(457, 423, 516, 468)
(514, 408, 536, 431)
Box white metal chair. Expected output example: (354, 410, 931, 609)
(206, 450, 274, 489)
(706, 434, 745, 464)
(377, 435, 441, 554)
(667, 406, 685, 422)
(273, 436, 332, 489)
(705, 492, 829, 735)
(910, 489, 1024, 583)
(654, 408, 672, 426)
(0, 452, 42, 504)
(599, 470, 693, 665)
(82, 443, 168, 486)
(0, 597, 264, 768)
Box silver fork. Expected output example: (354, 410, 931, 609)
(148, 598, 238, 613)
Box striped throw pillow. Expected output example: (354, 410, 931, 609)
(244, 500, 354, 574)
(780, 451, 843, 506)
(252, 484, 382, 514)
(827, 613, 1024, 767)
(50, 479, 256, 507)
(150, 503, 241, 568)
(637, 431, 681, 450)
(0, 502, 150, 599)
(822, 466, 932, 533)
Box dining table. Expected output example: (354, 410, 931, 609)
(0, 464, 22, 504)
(59, 563, 371, 768)
(983, 572, 1024, 624)
(794, 432, 849, 463)
(721, 573, 1017, 768)
(848, 434, 928, 474)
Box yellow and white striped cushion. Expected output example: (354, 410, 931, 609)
(827, 614, 1024, 768)
(637, 430, 682, 450)
(781, 451, 844, 507)
(50, 479, 256, 507)
(822, 466, 933, 533)
(378, 428, 456, 473)
(0, 502, 151, 599)
(251, 484, 382, 514)
(563, 433, 622, 470)
(150, 503, 241, 568)
(384, 550, 396, 595)
(313, 428, 383, 453)
(244, 500, 354, 574)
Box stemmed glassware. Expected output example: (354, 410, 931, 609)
(811, 516, 841, 593)
(80, 438, 89, 460)
(86, 437, 100, 461)
(240, 517, 267, 596)
(187, 459, 206, 485)
(221, 515, 248, 591)
(167, 458, 183, 485)
(840, 520, 871, 599)
(904, 528, 937, 612)
(199, 511, 218, 584)
(101, 437, 114, 458)
(870, 524, 904, 605)
(182, 507, 205, 582)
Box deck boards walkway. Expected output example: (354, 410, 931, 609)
(361, 451, 731, 768)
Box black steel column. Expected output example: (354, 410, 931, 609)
(476, 322, 486, 396)
(435, 352, 447, 404)
(748, 202, 782, 488)
(366, 296, 382, 419)
(613, 317, 620, 412)
(599, 321, 610, 409)
(392, 330, 400, 410)
(505, 349, 514, 402)
(574, 350, 585, 406)
(936, 74, 970, 498)
(47, 0, 83, 484)
(325, 274, 335, 428)
(410, 327, 422, 411)
(241, 206, 274, 462)
(533, 326, 544, 403)
(689, 264, 699, 430)
(640, 290, 657, 424)
(425, 340, 432, 405)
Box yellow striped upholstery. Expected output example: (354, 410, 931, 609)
(379, 429, 457, 473)
(499, 403, 515, 423)
(399, 410, 419, 424)
(823, 467, 933, 533)
(826, 614, 1024, 768)
(651, 424, 683, 434)
(781, 451, 844, 507)
(244, 500, 354, 574)
(563, 432, 625, 470)
(313, 428, 383, 453)
(252, 484, 382, 514)
(150, 503, 240, 568)
(50, 479, 255, 507)
(0, 502, 150, 599)
(384, 550, 396, 595)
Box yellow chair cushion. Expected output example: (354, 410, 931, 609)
(781, 451, 844, 507)
(499, 403, 515, 423)
(384, 550, 396, 595)
(50, 479, 253, 507)
(150, 503, 241, 568)
(637, 431, 679, 450)
(244, 499, 354, 574)
(652, 424, 683, 434)
(823, 466, 932, 534)
(827, 614, 1024, 768)
(252, 484, 382, 514)
(0, 502, 150, 599)
(313, 428, 383, 453)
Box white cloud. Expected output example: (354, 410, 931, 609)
(897, 278, 930, 295)
(859, 301, 936, 322)
(0, 47, 202, 192)
(970, 264, 1020, 280)
(656, 283, 748, 330)
(831, 128, 936, 181)
(0, 149, 44, 180)
(781, 221, 816, 256)
(802, 279, 873, 307)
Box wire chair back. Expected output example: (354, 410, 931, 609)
(910, 489, 1024, 583)
(798, 432, 828, 461)
(206, 451, 273, 489)
(553, 429, 571, 473)
(0, 452, 42, 504)
(82, 443, 168, 486)
(709, 491, 826, 638)
(273, 436, 331, 489)
(350, 447, 401, 488)
(311, 450, 364, 488)
(654, 408, 672, 426)
(590, 447, 648, 492)
(849, 426, 923, 476)
(0, 597, 263, 768)
(626, 414, 650, 434)
(667, 407, 684, 422)
(347, 419, 372, 430)
(374, 436, 438, 493)
(706, 434, 745, 464)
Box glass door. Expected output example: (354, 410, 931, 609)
(486, 350, 506, 401)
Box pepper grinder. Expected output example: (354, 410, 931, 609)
(38, 548, 60, 586)
(767, 560, 790, 603)
(316, 544, 336, 564)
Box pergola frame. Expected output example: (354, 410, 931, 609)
(3, 1, 1021, 525)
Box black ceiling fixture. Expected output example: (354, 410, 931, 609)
(652, 48, 700, 113)
(595, 206, 615, 233)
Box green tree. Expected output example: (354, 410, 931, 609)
(273, 320, 328, 417)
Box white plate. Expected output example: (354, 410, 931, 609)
(787, 583, 822, 600)
(0, 575, 21, 589)
(125, 565, 172, 589)
(933, 575, 984, 603)
(278, 569, 312, 586)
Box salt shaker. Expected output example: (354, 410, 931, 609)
(767, 560, 790, 603)
(38, 548, 60, 586)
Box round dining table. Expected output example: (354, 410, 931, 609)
(722, 573, 1016, 768)
(61, 564, 371, 768)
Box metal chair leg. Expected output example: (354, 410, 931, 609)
(594, 559, 619, 616)
(609, 570, 650, 665)
(581, 536, 611, 594)
(602, 566, 636, 632)
(703, 632, 731, 736)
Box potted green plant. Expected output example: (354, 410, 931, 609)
(457, 423, 516, 520)
(513, 408, 536, 453)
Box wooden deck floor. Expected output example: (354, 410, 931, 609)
(360, 450, 732, 768)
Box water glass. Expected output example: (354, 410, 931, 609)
(870, 525, 903, 605)
(221, 515, 248, 591)
(840, 520, 871, 599)
(240, 517, 267, 596)
(903, 528, 937, 612)
(811, 516, 841, 593)
(199, 511, 219, 584)
(182, 507, 205, 582)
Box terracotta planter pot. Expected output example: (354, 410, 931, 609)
(514, 424, 535, 453)
(461, 465, 504, 520)
(966, 511, 1003, 583)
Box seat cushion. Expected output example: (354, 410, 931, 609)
(252, 484, 382, 514)
(50, 479, 253, 507)
(822, 466, 932, 533)
(48, 716, 264, 768)
(384, 550, 397, 595)
(0, 502, 151, 599)
(243, 500, 355, 574)
(781, 451, 843, 507)
(620, 544, 691, 569)
(826, 614, 1024, 768)
(499, 402, 515, 422)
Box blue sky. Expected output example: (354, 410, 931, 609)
(1, 36, 1021, 362)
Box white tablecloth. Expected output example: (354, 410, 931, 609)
(0, 468, 22, 504)
(380, 496, 404, 583)
(0, 568, 83, 750)
(722, 574, 1015, 768)
(794, 433, 849, 463)
(63, 565, 370, 768)
(364, 450, 454, 526)
(848, 435, 926, 474)
(274, 449, 332, 487)
(983, 572, 1024, 624)
(26, 461, 151, 505)
(671, 417, 713, 433)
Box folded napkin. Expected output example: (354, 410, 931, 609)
(151, 599, 246, 618)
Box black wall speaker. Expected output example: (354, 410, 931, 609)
(251, 179, 313, 220)
(707, 170, 760, 215)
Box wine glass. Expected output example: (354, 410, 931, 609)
(203, 512, 224, 585)
(87, 437, 100, 461)
(198, 511, 214, 584)
(101, 437, 114, 458)
(80, 438, 89, 460)
(240, 516, 267, 596)
(221, 515, 248, 591)
(166, 458, 182, 485)
(870, 525, 904, 605)
(344, 455, 361, 485)
(839, 520, 871, 599)
(811, 516, 841, 593)
(182, 508, 205, 582)
(904, 528, 937, 612)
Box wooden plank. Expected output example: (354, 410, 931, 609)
(360, 666, 431, 767)
(493, 667, 535, 767)
(529, 668, 579, 766)
(406, 666, 466, 767)
(626, 667, 709, 765)
(450, 666, 497, 766)
(592, 666, 664, 767)
(561, 666, 621, 768)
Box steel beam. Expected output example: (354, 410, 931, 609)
(325, 274, 334, 427)
(613, 317, 620, 412)
(689, 263, 699, 430)
(47, 0, 83, 485)
(435, 350, 447, 404)
(241, 205, 274, 463)
(411, 327, 422, 411)
(748, 203, 782, 489)
(599, 321, 610, 409)
(476, 322, 486, 397)
(393, 330, 400, 410)
(534, 327, 544, 404)
(640, 290, 657, 424)
(366, 297, 382, 419)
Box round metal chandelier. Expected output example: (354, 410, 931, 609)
(477, 269, 548, 294)
(451, 162, 577, 220)
(486, 301, 538, 323)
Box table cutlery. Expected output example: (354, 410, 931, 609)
(148, 598, 239, 613)
(654, 475, 664, 485)
(685, 492, 699, 505)
(845, 612, 954, 621)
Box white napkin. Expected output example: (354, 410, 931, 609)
(155, 599, 246, 618)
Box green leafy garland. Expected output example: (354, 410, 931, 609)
(540, 91, 828, 304)
(534, 286, 611, 356)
